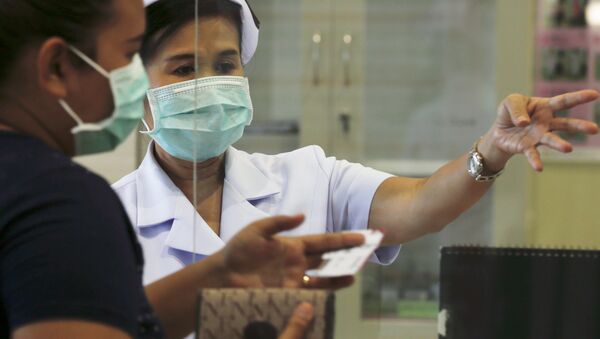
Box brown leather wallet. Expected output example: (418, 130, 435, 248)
(195, 288, 335, 339)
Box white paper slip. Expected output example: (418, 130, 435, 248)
(305, 230, 384, 278)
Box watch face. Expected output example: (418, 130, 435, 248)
(468, 152, 483, 176)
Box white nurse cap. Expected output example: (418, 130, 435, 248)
(143, 0, 260, 65)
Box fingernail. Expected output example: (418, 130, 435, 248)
(296, 303, 314, 320)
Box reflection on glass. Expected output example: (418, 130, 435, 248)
(357, 0, 496, 323)
(363, 0, 496, 160)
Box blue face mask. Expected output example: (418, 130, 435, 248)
(144, 76, 253, 162)
(59, 46, 149, 156)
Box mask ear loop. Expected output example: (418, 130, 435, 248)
(140, 93, 157, 134)
(59, 46, 110, 131)
(59, 99, 85, 127)
(141, 118, 151, 132)
(68, 46, 110, 79)
(141, 96, 153, 133)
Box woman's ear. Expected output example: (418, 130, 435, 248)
(36, 37, 73, 99)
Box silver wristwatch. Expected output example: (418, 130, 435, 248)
(467, 139, 503, 182)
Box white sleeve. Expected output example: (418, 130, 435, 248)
(312, 146, 401, 265)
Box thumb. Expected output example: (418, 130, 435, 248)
(279, 302, 314, 339)
(251, 214, 305, 237)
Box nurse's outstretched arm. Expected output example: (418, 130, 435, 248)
(144, 215, 364, 339)
(369, 90, 599, 246)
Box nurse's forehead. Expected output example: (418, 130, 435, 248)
(161, 19, 240, 53)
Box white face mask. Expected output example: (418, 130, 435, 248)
(58, 46, 149, 156)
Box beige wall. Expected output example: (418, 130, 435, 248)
(492, 0, 536, 246)
(528, 159, 600, 247)
(493, 0, 600, 248)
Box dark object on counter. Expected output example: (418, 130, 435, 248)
(439, 246, 600, 339)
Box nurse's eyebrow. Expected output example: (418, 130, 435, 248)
(164, 53, 195, 62)
(218, 49, 239, 57)
(164, 49, 240, 62)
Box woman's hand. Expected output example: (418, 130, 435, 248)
(145, 215, 361, 339)
(480, 90, 599, 172)
(220, 214, 364, 289)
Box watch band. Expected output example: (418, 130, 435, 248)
(469, 139, 504, 182)
(474, 170, 503, 182)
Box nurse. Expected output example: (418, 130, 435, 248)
(0, 0, 364, 338)
(115, 0, 600, 285)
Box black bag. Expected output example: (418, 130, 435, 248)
(439, 246, 600, 339)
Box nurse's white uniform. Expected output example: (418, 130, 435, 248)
(113, 143, 401, 285)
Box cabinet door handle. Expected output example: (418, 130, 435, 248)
(342, 34, 353, 87)
(339, 112, 351, 134)
(311, 32, 322, 86)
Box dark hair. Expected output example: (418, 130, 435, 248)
(0, 0, 113, 85)
(141, 0, 243, 63)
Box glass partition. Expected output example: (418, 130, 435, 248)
(78, 1, 600, 338)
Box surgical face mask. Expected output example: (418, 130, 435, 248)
(59, 46, 149, 156)
(144, 76, 253, 162)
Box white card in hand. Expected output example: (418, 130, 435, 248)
(305, 230, 384, 278)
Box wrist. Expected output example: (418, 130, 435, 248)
(199, 250, 235, 288)
(478, 131, 511, 173)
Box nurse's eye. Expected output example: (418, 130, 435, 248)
(173, 64, 195, 77)
(214, 61, 236, 75)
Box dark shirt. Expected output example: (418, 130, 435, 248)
(0, 132, 163, 338)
